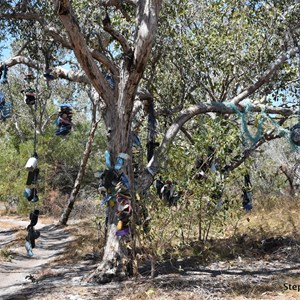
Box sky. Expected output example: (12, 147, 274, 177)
(0, 38, 11, 61)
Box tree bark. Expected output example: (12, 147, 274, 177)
(85, 0, 163, 282)
(85, 205, 130, 283)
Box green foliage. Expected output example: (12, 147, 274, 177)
(0, 60, 109, 213)
(0, 135, 24, 204)
(0, 118, 106, 214)
(143, 0, 300, 121)
(136, 114, 249, 261)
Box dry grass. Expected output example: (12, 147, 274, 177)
(0, 247, 13, 262)
(212, 272, 300, 300)
(52, 218, 105, 264)
(115, 289, 204, 300)
(0, 220, 18, 229)
(2, 195, 300, 300)
(148, 195, 300, 266)
(232, 197, 300, 240)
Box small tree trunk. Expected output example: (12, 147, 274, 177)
(150, 255, 156, 279)
(279, 165, 295, 196)
(59, 115, 99, 225)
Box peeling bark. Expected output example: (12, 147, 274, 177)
(84, 0, 163, 283)
(54, 0, 115, 104)
(85, 207, 130, 283)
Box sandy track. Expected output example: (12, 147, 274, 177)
(1, 216, 300, 300)
(0, 217, 73, 299)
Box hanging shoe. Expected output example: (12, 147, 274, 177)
(44, 69, 55, 80)
(0, 92, 5, 105)
(24, 73, 35, 82)
(117, 191, 132, 200)
(44, 73, 55, 80)
(0, 65, 8, 84)
(1, 102, 12, 120)
(116, 226, 130, 237)
(132, 133, 141, 147)
(98, 186, 107, 195)
(115, 153, 129, 170)
(291, 123, 300, 146)
(101, 168, 119, 190)
(23, 89, 36, 105)
(104, 150, 111, 168)
(29, 210, 39, 227)
(34, 230, 40, 240)
(100, 195, 113, 206)
(104, 73, 115, 90)
(26, 168, 39, 185)
(25, 240, 33, 257)
(24, 188, 37, 201)
(119, 173, 130, 190)
(23, 188, 32, 199)
(31, 195, 39, 203)
(117, 220, 123, 230)
(25, 157, 38, 171)
(117, 197, 132, 213)
(115, 182, 126, 194)
(55, 125, 71, 136)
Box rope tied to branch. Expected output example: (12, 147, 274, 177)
(225, 100, 265, 148)
(225, 101, 300, 153)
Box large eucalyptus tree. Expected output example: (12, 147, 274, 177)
(0, 0, 299, 282)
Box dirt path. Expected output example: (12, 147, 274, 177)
(1, 216, 300, 300)
(0, 217, 74, 299)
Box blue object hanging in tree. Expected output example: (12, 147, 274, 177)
(0, 64, 8, 84)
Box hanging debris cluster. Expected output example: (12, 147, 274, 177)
(96, 151, 134, 237)
(55, 104, 74, 136)
(25, 209, 40, 257)
(0, 65, 12, 120)
(24, 152, 39, 203)
(291, 123, 300, 146)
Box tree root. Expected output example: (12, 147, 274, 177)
(85, 258, 128, 284)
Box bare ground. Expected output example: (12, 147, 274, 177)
(1, 215, 300, 300)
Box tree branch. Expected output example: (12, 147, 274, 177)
(91, 50, 119, 77)
(53, 0, 114, 104)
(0, 11, 118, 78)
(231, 47, 299, 105)
(46, 28, 118, 76)
(0, 12, 43, 21)
(223, 117, 290, 172)
(15, 40, 31, 56)
(148, 102, 293, 173)
(1, 56, 90, 83)
(102, 17, 131, 55)
(46, 26, 72, 48)
(135, 101, 294, 193)
(133, 0, 162, 74)
(180, 126, 195, 145)
(100, 0, 137, 6)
